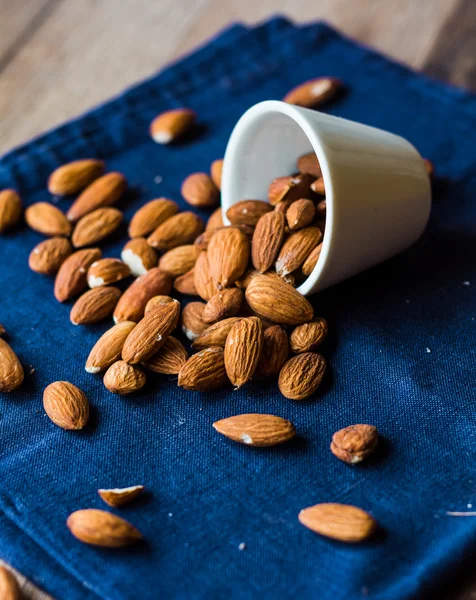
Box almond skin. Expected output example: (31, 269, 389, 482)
(28, 236, 73, 275)
(245, 274, 313, 325)
(122, 299, 180, 364)
(86, 321, 136, 373)
(70, 286, 121, 325)
(283, 77, 342, 107)
(0, 566, 21, 600)
(268, 173, 314, 206)
(103, 360, 146, 395)
(286, 199, 316, 230)
(178, 347, 228, 391)
(66, 172, 126, 222)
(182, 173, 219, 207)
(278, 352, 326, 400)
(276, 227, 322, 276)
(87, 258, 130, 287)
(236, 269, 294, 290)
(174, 268, 198, 296)
(210, 159, 224, 189)
(298, 503, 377, 543)
(128, 198, 179, 238)
(121, 238, 158, 276)
(224, 317, 263, 388)
(54, 248, 102, 302)
(206, 207, 224, 231)
(72, 207, 123, 248)
(43, 381, 89, 429)
(150, 108, 195, 144)
(181, 301, 208, 340)
(159, 244, 200, 278)
(290, 317, 328, 353)
(25, 202, 71, 237)
(147, 212, 204, 251)
(67, 509, 143, 547)
(0, 338, 24, 392)
(213, 414, 296, 447)
(98, 485, 145, 508)
(256, 325, 289, 377)
(331, 425, 378, 464)
(251, 210, 285, 273)
(208, 227, 250, 289)
(144, 295, 174, 315)
(226, 200, 273, 227)
(48, 159, 105, 195)
(302, 243, 323, 276)
(113, 267, 172, 323)
(194, 251, 218, 300)
(192, 317, 242, 349)
(194, 229, 216, 251)
(297, 152, 322, 178)
(202, 288, 243, 323)
(0, 189, 22, 233)
(143, 336, 188, 374)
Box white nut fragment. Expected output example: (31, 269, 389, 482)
(121, 248, 147, 277)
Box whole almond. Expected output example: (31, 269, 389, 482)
(150, 108, 195, 144)
(159, 244, 200, 277)
(0, 566, 20, 600)
(0, 189, 22, 233)
(245, 275, 313, 325)
(213, 413, 295, 446)
(98, 485, 145, 508)
(0, 338, 24, 392)
(182, 173, 219, 207)
(181, 301, 208, 340)
(43, 381, 89, 429)
(87, 258, 131, 287)
(236, 268, 295, 290)
(298, 503, 377, 543)
(331, 424, 378, 464)
(210, 159, 224, 189)
(278, 352, 326, 400)
(121, 238, 158, 276)
(311, 177, 325, 196)
(208, 227, 249, 289)
(286, 199, 316, 230)
(86, 321, 136, 373)
(252, 210, 285, 273)
(128, 198, 179, 238)
(113, 267, 171, 323)
(297, 152, 322, 177)
(66, 172, 126, 222)
(54, 248, 102, 302)
(67, 509, 142, 547)
(28, 236, 73, 275)
(178, 347, 228, 391)
(143, 336, 188, 374)
(72, 207, 122, 248)
(290, 317, 328, 353)
(276, 227, 322, 276)
(194, 229, 216, 251)
(48, 159, 105, 196)
(202, 288, 243, 323)
(174, 268, 198, 296)
(268, 173, 314, 206)
(274, 197, 295, 215)
(206, 207, 224, 231)
(283, 77, 342, 107)
(256, 325, 289, 377)
(302, 243, 323, 276)
(224, 317, 263, 388)
(70, 287, 121, 325)
(226, 200, 273, 227)
(25, 202, 71, 237)
(103, 360, 146, 394)
(144, 295, 174, 315)
(122, 299, 180, 363)
(192, 317, 243, 349)
(147, 212, 204, 251)
(193, 251, 218, 300)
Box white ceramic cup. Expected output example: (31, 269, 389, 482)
(221, 100, 431, 296)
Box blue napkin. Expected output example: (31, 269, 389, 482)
(1, 17, 475, 600)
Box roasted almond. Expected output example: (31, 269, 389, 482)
(331, 424, 378, 464)
(0, 338, 24, 392)
(113, 267, 172, 323)
(66, 172, 126, 222)
(0, 566, 20, 600)
(251, 210, 285, 273)
(128, 198, 179, 238)
(159, 244, 200, 277)
(298, 503, 377, 542)
(70, 286, 121, 325)
(181, 173, 219, 207)
(98, 485, 145, 508)
(206, 207, 224, 231)
(87, 258, 131, 287)
(43, 381, 89, 429)
(72, 207, 122, 248)
(192, 317, 242, 349)
(54, 248, 102, 302)
(286, 199, 315, 230)
(226, 200, 273, 227)
(181, 301, 208, 340)
(290, 317, 328, 353)
(278, 352, 326, 400)
(208, 227, 249, 289)
(0, 189, 22, 233)
(302, 243, 323, 276)
(25, 202, 71, 237)
(28, 236, 73, 275)
(210, 159, 224, 189)
(67, 509, 142, 547)
(86, 321, 136, 373)
(224, 317, 263, 388)
(121, 238, 158, 276)
(297, 152, 322, 178)
(143, 336, 188, 374)
(276, 226, 322, 276)
(193, 251, 218, 300)
(150, 108, 195, 144)
(283, 77, 342, 108)
(213, 413, 296, 446)
(147, 212, 204, 251)
(174, 268, 198, 296)
(202, 288, 243, 323)
(103, 360, 146, 394)
(256, 325, 289, 377)
(311, 177, 325, 196)
(144, 295, 174, 315)
(268, 173, 314, 206)
(178, 347, 228, 391)
(48, 159, 105, 196)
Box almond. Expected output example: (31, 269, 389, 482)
(28, 236, 73, 275)
(103, 360, 146, 394)
(206, 207, 224, 231)
(236, 269, 294, 290)
(226, 200, 272, 227)
(194, 229, 215, 251)
(224, 317, 263, 388)
(159, 244, 200, 277)
(67, 509, 142, 547)
(87, 258, 131, 287)
(98, 485, 145, 508)
(72, 207, 123, 248)
(316, 199, 326, 218)
(0, 189, 22, 233)
(113, 267, 172, 323)
(331, 425, 378, 464)
(121, 238, 158, 276)
(315, 219, 326, 235)
(276, 227, 322, 276)
(208, 227, 249, 289)
(174, 268, 198, 296)
(48, 159, 105, 196)
(25, 202, 71, 237)
(202, 288, 243, 323)
(210, 159, 224, 189)
(54, 248, 102, 302)
(256, 325, 289, 377)
(0, 338, 24, 392)
(297, 152, 322, 177)
(302, 243, 323, 276)
(70, 286, 121, 325)
(122, 299, 180, 363)
(251, 210, 285, 273)
(147, 212, 204, 251)
(283, 77, 342, 107)
(298, 503, 377, 542)
(290, 317, 328, 353)
(66, 172, 127, 222)
(213, 414, 296, 446)
(43, 381, 89, 429)
(178, 347, 228, 391)
(0, 323, 5, 336)
(150, 108, 195, 144)
(128, 198, 179, 238)
(86, 321, 136, 373)
(181, 301, 208, 340)
(286, 198, 315, 230)
(143, 336, 188, 374)
(193, 251, 218, 300)
(311, 177, 325, 196)
(245, 274, 313, 325)
(274, 197, 295, 215)
(278, 352, 326, 400)
(192, 317, 242, 349)
(182, 173, 219, 207)
(268, 173, 314, 206)
(0, 566, 20, 600)
(144, 295, 174, 315)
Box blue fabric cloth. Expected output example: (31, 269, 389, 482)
(0, 17, 475, 600)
